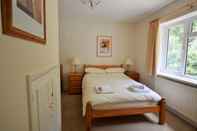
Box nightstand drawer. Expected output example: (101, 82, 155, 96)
(69, 76, 82, 81)
(69, 81, 81, 87)
(125, 71, 140, 81)
(130, 75, 139, 81)
(68, 72, 83, 94)
(69, 87, 81, 94)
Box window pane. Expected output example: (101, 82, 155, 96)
(166, 24, 184, 72)
(192, 20, 197, 33)
(186, 37, 197, 78)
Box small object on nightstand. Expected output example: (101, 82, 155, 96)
(125, 71, 140, 81)
(68, 72, 83, 94)
(72, 57, 81, 73)
(124, 57, 134, 71)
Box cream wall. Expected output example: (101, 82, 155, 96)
(133, 0, 197, 125)
(59, 20, 135, 89)
(0, 1, 60, 131)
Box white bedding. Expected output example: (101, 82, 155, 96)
(82, 73, 161, 116)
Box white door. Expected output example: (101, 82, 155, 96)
(27, 66, 61, 131)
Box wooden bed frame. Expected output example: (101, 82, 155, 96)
(84, 65, 166, 131)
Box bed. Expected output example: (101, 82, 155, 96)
(82, 65, 165, 131)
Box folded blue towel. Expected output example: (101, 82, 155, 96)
(127, 86, 149, 93)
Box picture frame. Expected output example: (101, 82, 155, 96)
(97, 36, 112, 57)
(1, 0, 46, 44)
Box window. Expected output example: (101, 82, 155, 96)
(166, 24, 185, 73)
(159, 12, 197, 85)
(186, 37, 197, 78)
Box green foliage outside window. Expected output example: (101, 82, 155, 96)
(186, 37, 197, 77)
(167, 24, 184, 72)
(192, 20, 197, 32)
(166, 20, 197, 78)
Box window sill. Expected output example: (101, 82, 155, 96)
(157, 72, 197, 87)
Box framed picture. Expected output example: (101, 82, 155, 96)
(97, 36, 112, 57)
(1, 0, 46, 44)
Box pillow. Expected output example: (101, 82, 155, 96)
(105, 68, 125, 73)
(85, 68, 106, 74)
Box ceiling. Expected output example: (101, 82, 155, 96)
(60, 0, 176, 23)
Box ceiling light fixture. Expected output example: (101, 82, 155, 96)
(80, 0, 101, 9)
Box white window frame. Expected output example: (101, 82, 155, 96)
(158, 11, 197, 86)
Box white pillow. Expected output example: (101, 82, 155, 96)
(105, 68, 125, 73)
(85, 68, 106, 74)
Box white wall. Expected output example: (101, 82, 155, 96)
(0, 0, 60, 131)
(59, 20, 135, 89)
(134, 0, 197, 125)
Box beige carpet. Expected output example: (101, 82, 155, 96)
(61, 94, 196, 131)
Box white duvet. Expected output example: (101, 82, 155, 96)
(82, 73, 161, 116)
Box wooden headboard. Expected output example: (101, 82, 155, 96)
(84, 64, 123, 69)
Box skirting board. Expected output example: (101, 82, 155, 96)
(166, 105, 197, 129)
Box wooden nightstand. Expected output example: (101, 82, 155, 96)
(125, 71, 140, 81)
(68, 72, 83, 94)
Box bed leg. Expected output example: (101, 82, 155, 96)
(86, 102, 93, 131)
(159, 98, 166, 125)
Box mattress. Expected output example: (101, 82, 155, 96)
(82, 73, 161, 116)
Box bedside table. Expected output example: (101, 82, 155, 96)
(125, 71, 140, 81)
(68, 72, 83, 94)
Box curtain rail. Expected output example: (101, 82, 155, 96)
(159, 0, 197, 22)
